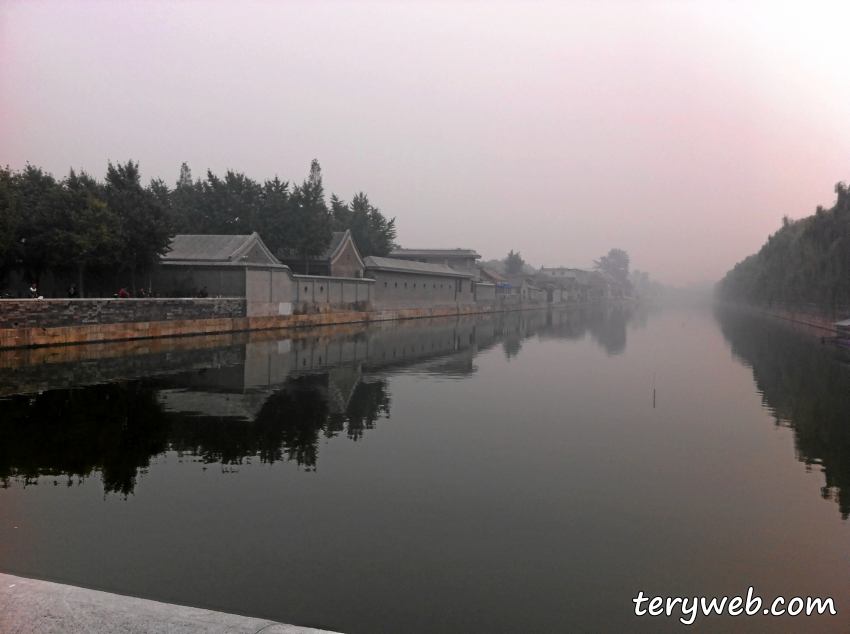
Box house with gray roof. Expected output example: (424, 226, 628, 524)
(278, 230, 365, 278)
(388, 248, 481, 276)
(153, 232, 296, 315)
(364, 255, 478, 309)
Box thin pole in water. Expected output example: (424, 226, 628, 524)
(653, 372, 656, 408)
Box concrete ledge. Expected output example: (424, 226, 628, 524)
(0, 572, 340, 634)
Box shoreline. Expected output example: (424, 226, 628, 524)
(0, 300, 630, 351)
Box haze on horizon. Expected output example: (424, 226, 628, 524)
(2, 1, 849, 286)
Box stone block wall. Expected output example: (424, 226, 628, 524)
(0, 298, 247, 330)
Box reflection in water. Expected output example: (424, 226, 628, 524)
(0, 305, 644, 494)
(716, 306, 850, 518)
(0, 383, 169, 495)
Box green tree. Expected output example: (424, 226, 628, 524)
(15, 165, 60, 286)
(594, 248, 630, 283)
(0, 168, 22, 284)
(257, 176, 291, 255)
(170, 163, 207, 233)
(504, 250, 525, 275)
(288, 160, 332, 274)
(717, 181, 850, 313)
(48, 170, 122, 296)
(331, 192, 397, 257)
(105, 161, 173, 294)
(201, 169, 262, 235)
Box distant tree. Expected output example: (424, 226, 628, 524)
(594, 248, 630, 283)
(504, 250, 525, 275)
(717, 181, 850, 311)
(332, 192, 397, 257)
(288, 160, 332, 274)
(105, 161, 173, 294)
(48, 170, 122, 296)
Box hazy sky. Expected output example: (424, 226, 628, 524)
(2, 1, 849, 284)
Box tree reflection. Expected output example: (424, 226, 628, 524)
(716, 307, 850, 518)
(0, 374, 392, 491)
(0, 383, 169, 495)
(586, 304, 632, 355)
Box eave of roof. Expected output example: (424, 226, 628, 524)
(389, 248, 481, 259)
(364, 256, 474, 278)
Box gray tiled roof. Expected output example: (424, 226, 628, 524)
(364, 256, 474, 278)
(389, 248, 480, 259)
(164, 234, 256, 262)
(162, 232, 280, 265)
(322, 231, 347, 260)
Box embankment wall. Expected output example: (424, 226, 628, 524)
(728, 303, 850, 335)
(0, 298, 560, 350)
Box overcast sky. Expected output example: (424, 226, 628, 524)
(2, 1, 849, 284)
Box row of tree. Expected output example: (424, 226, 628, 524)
(717, 182, 850, 311)
(0, 160, 397, 295)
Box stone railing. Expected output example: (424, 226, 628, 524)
(0, 298, 246, 330)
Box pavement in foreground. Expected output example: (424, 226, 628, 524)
(0, 572, 342, 634)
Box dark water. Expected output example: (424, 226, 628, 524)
(1, 305, 849, 633)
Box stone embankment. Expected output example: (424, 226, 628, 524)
(727, 302, 849, 336)
(0, 572, 339, 634)
(0, 297, 575, 350)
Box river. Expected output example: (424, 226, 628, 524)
(1, 304, 848, 633)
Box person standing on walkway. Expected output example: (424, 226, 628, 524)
(67, 283, 78, 298)
(29, 283, 38, 298)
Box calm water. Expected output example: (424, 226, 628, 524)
(1, 305, 849, 633)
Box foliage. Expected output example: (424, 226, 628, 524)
(0, 158, 398, 295)
(717, 182, 850, 312)
(504, 250, 525, 275)
(0, 168, 21, 281)
(594, 248, 630, 283)
(105, 161, 173, 293)
(14, 165, 59, 286)
(330, 191, 397, 257)
(47, 170, 122, 295)
(286, 159, 332, 272)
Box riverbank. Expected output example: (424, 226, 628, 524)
(720, 302, 849, 337)
(0, 572, 338, 634)
(0, 299, 612, 350)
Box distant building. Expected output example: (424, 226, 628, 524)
(364, 256, 477, 309)
(388, 248, 481, 276)
(279, 230, 365, 278)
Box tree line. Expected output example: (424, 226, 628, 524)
(717, 182, 850, 312)
(0, 159, 396, 296)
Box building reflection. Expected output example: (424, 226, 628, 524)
(716, 306, 850, 518)
(0, 306, 641, 493)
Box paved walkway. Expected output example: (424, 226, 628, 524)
(0, 572, 341, 634)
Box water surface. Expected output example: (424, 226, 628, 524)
(1, 305, 849, 633)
